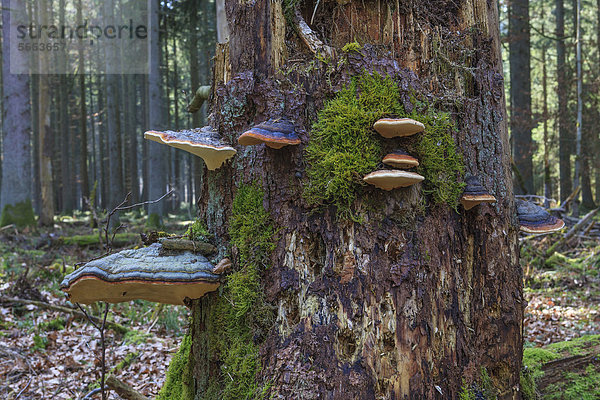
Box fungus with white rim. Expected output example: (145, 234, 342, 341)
(60, 243, 220, 305)
(238, 118, 301, 149)
(373, 118, 425, 138)
(144, 126, 236, 170)
(460, 175, 497, 210)
(516, 199, 565, 234)
(363, 170, 424, 190)
(382, 150, 419, 169)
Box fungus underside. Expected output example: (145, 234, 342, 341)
(303, 72, 464, 219)
(205, 183, 275, 399)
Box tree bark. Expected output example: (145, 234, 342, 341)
(188, 0, 522, 399)
(509, 0, 533, 195)
(1, 0, 33, 215)
(556, 0, 572, 202)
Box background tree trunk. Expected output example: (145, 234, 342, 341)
(509, 0, 533, 195)
(190, 0, 521, 399)
(556, 0, 572, 202)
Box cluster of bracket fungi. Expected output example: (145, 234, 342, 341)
(61, 112, 565, 305)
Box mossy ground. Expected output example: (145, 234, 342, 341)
(303, 72, 464, 219)
(0, 199, 36, 228)
(205, 183, 275, 400)
(157, 334, 194, 400)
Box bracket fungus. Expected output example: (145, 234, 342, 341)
(373, 118, 425, 138)
(460, 175, 497, 210)
(60, 243, 220, 305)
(363, 170, 424, 190)
(238, 118, 301, 149)
(144, 126, 236, 170)
(517, 199, 565, 234)
(382, 150, 419, 169)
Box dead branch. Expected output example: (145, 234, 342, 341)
(546, 207, 600, 256)
(187, 85, 211, 113)
(293, 10, 334, 59)
(106, 375, 150, 400)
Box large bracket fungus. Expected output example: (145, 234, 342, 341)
(144, 126, 236, 170)
(363, 170, 424, 190)
(517, 199, 565, 234)
(373, 118, 425, 138)
(460, 175, 497, 210)
(60, 243, 220, 305)
(382, 150, 419, 169)
(238, 118, 301, 149)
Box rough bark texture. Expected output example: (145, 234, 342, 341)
(191, 0, 522, 399)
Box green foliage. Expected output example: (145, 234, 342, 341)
(185, 219, 213, 242)
(38, 317, 65, 331)
(146, 213, 163, 229)
(0, 199, 36, 228)
(521, 367, 537, 400)
(412, 103, 465, 209)
(342, 41, 362, 53)
(32, 334, 48, 351)
(304, 72, 464, 218)
(205, 183, 275, 400)
(157, 334, 194, 400)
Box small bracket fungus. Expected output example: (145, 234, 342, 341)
(212, 258, 232, 274)
(382, 150, 419, 169)
(60, 243, 220, 305)
(363, 170, 424, 190)
(373, 118, 425, 138)
(460, 175, 497, 210)
(517, 199, 565, 234)
(144, 126, 236, 170)
(238, 118, 301, 149)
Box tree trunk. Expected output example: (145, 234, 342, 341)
(1, 0, 33, 223)
(509, 0, 533, 195)
(147, 0, 166, 223)
(556, 0, 571, 202)
(78, 0, 90, 206)
(188, 0, 522, 399)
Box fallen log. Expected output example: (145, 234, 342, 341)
(546, 207, 600, 256)
(159, 238, 216, 255)
(106, 375, 150, 400)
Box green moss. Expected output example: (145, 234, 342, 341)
(59, 233, 139, 247)
(303, 73, 401, 219)
(547, 334, 600, 356)
(205, 183, 275, 400)
(0, 199, 36, 228)
(342, 41, 362, 53)
(38, 317, 65, 331)
(303, 73, 464, 219)
(157, 334, 194, 400)
(520, 367, 537, 400)
(545, 365, 600, 400)
(146, 213, 163, 229)
(523, 347, 560, 380)
(411, 103, 465, 209)
(185, 219, 213, 242)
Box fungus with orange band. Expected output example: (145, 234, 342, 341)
(237, 118, 301, 149)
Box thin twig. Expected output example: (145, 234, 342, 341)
(14, 377, 31, 399)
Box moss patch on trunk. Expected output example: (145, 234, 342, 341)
(157, 334, 194, 400)
(303, 72, 464, 219)
(204, 183, 275, 400)
(0, 199, 36, 228)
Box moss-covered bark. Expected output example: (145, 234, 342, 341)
(190, 0, 521, 398)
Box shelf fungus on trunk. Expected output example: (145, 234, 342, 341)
(237, 118, 301, 149)
(460, 175, 497, 210)
(144, 126, 236, 170)
(382, 150, 419, 169)
(60, 243, 220, 305)
(516, 199, 565, 234)
(363, 170, 424, 190)
(373, 118, 425, 138)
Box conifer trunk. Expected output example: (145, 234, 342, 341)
(191, 1, 522, 398)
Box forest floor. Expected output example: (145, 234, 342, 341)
(0, 209, 195, 400)
(0, 210, 599, 399)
